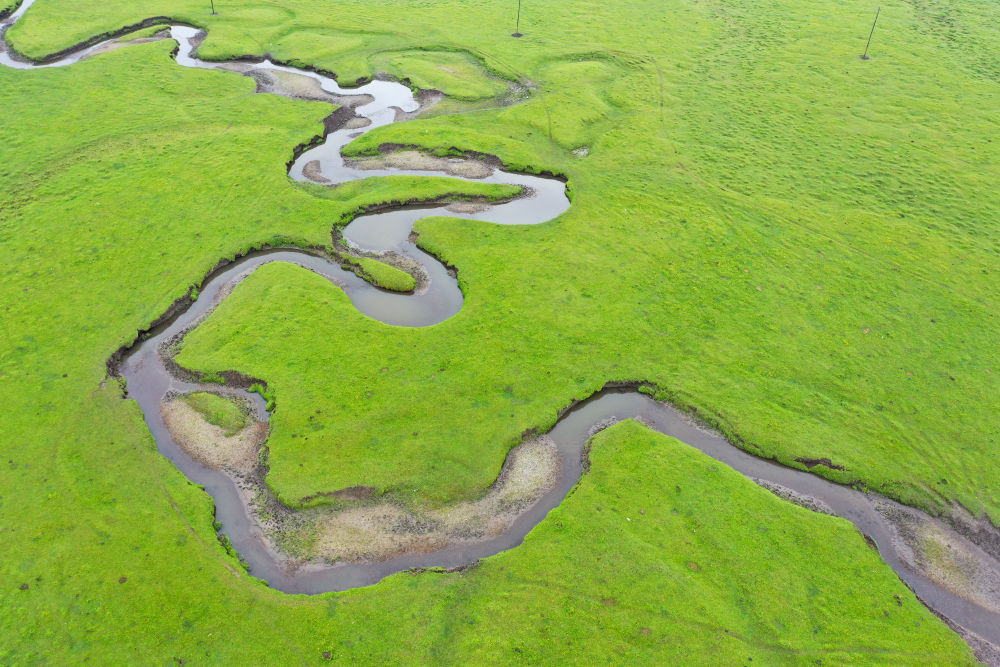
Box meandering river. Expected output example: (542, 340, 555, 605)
(3, 1, 998, 654)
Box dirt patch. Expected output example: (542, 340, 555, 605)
(880, 500, 1000, 615)
(754, 479, 835, 515)
(161, 397, 268, 475)
(90, 30, 169, 56)
(391, 90, 443, 121)
(302, 160, 330, 184)
(335, 248, 428, 294)
(347, 150, 495, 179)
(943, 507, 1000, 564)
(445, 200, 492, 214)
(309, 436, 559, 562)
(250, 69, 341, 104)
(332, 485, 376, 501)
(343, 117, 372, 130)
(794, 456, 845, 471)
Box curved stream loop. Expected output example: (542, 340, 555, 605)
(4, 1, 1000, 655)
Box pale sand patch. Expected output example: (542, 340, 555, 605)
(445, 200, 492, 214)
(161, 398, 268, 475)
(311, 436, 559, 561)
(348, 150, 494, 179)
(884, 502, 1000, 615)
(343, 117, 372, 130)
(251, 69, 340, 103)
(89, 30, 170, 57)
(911, 521, 1000, 614)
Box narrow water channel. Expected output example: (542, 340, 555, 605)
(3, 2, 998, 656)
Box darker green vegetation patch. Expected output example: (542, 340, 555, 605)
(181, 391, 249, 435)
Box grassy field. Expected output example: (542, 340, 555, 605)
(1, 390, 978, 662)
(144, 0, 999, 516)
(1, 0, 997, 660)
(181, 392, 249, 435)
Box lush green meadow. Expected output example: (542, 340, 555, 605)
(18, 0, 993, 516)
(1, 0, 997, 660)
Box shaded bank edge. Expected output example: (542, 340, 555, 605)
(5, 16, 194, 64)
(0, 0, 23, 22)
(348, 141, 571, 186)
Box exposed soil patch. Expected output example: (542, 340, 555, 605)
(343, 117, 372, 130)
(160, 385, 560, 564)
(445, 200, 492, 214)
(332, 485, 377, 501)
(880, 500, 1000, 615)
(794, 457, 845, 471)
(347, 150, 495, 179)
(161, 396, 268, 475)
(302, 160, 330, 184)
(250, 68, 340, 104)
(754, 479, 835, 515)
(943, 507, 1000, 564)
(309, 436, 558, 562)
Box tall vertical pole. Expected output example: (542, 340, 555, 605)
(861, 6, 880, 59)
(512, 0, 523, 37)
(210, 0, 216, 15)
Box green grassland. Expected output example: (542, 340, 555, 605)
(1, 392, 979, 663)
(142, 0, 998, 516)
(0, 0, 997, 660)
(352, 256, 417, 292)
(371, 49, 512, 101)
(181, 391, 249, 435)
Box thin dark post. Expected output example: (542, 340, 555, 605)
(861, 6, 880, 59)
(512, 0, 523, 37)
(210, 0, 216, 15)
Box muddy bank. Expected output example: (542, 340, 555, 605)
(881, 500, 1000, 615)
(0, 0, 23, 22)
(250, 68, 341, 104)
(161, 395, 267, 474)
(302, 160, 330, 184)
(310, 436, 558, 561)
(160, 392, 560, 563)
(346, 149, 496, 179)
(351, 141, 568, 183)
